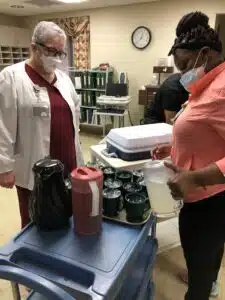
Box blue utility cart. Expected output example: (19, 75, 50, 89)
(0, 215, 157, 299)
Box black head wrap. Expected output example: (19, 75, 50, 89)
(168, 12, 222, 55)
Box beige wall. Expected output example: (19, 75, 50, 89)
(0, 13, 27, 28)
(25, 0, 225, 123)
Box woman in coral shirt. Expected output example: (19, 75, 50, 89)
(155, 12, 225, 300)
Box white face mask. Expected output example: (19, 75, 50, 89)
(40, 54, 62, 73)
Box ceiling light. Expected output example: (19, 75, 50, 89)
(57, 0, 87, 3)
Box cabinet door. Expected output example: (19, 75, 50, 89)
(14, 28, 30, 47)
(0, 26, 30, 47)
(0, 26, 15, 45)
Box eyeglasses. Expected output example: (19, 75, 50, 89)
(36, 42, 67, 60)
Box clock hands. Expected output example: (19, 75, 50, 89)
(137, 31, 144, 43)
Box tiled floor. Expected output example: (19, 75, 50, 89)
(0, 133, 224, 299)
(154, 247, 225, 300)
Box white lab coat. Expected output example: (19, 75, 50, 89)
(0, 61, 84, 190)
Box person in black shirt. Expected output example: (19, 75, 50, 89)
(144, 73, 189, 124)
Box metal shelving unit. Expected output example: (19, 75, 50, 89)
(69, 67, 114, 128)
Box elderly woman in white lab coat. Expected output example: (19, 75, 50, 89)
(0, 21, 84, 228)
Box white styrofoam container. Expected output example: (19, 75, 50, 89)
(107, 123, 173, 153)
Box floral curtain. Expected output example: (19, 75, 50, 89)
(50, 16, 90, 69)
(73, 25, 90, 70)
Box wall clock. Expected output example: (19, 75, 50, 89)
(131, 26, 152, 50)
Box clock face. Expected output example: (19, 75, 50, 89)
(132, 26, 152, 50)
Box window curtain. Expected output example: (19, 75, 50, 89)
(50, 16, 90, 69)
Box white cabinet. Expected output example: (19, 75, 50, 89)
(0, 26, 30, 47)
(13, 27, 30, 47)
(0, 26, 15, 45)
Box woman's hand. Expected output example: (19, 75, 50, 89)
(152, 145, 172, 160)
(164, 162, 199, 199)
(0, 171, 15, 189)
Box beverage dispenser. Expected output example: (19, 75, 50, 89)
(71, 167, 103, 235)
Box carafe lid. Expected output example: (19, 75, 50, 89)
(33, 158, 64, 176)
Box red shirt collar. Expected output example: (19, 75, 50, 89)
(25, 63, 57, 87)
(189, 61, 225, 98)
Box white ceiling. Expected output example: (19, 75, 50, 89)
(0, 0, 159, 16)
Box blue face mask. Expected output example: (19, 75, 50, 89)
(180, 50, 207, 92)
(180, 66, 205, 92)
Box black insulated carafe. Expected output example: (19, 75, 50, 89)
(29, 158, 72, 230)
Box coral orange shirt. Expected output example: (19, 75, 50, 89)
(171, 61, 225, 203)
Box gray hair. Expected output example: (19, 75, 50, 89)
(32, 21, 66, 44)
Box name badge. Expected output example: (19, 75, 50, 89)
(32, 102, 50, 118)
(32, 85, 50, 118)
